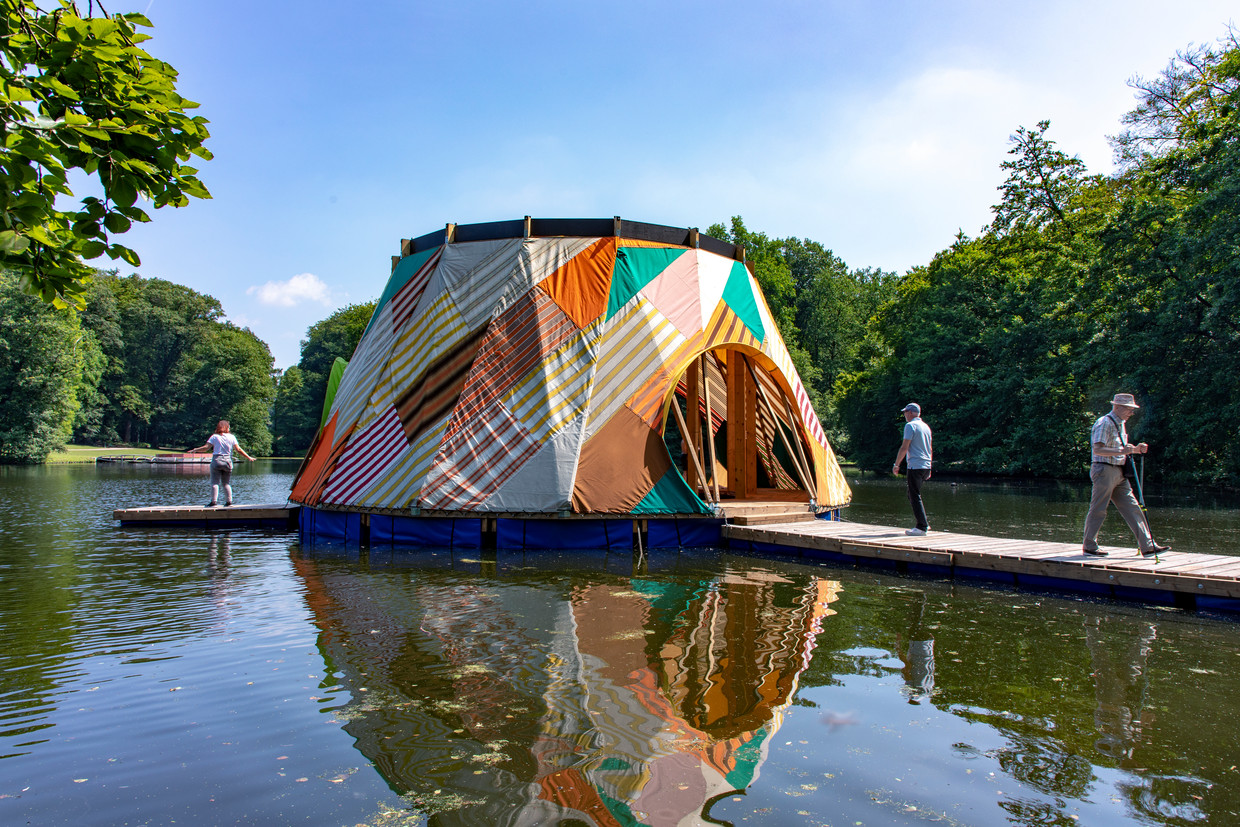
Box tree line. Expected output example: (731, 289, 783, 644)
(3, 28, 1236, 488)
(715, 29, 1239, 487)
(1, 272, 275, 462)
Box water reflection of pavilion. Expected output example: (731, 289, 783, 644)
(293, 552, 839, 825)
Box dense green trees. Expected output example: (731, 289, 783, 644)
(270, 301, 376, 456)
(1, 1, 211, 308)
(0, 271, 99, 462)
(834, 29, 1239, 485)
(70, 273, 275, 455)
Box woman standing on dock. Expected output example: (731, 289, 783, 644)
(192, 420, 255, 507)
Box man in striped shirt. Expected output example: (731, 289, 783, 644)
(1082, 393, 1170, 557)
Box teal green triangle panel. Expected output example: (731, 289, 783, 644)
(363, 246, 440, 337)
(724, 729, 770, 789)
(721, 262, 765, 343)
(633, 466, 711, 515)
(607, 247, 688, 320)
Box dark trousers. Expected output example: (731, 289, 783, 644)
(907, 468, 931, 530)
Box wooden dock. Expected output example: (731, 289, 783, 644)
(724, 518, 1240, 612)
(114, 503, 299, 529)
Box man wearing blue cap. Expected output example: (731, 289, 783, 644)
(893, 403, 933, 536)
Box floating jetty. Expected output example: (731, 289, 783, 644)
(725, 518, 1240, 612)
(113, 503, 299, 529)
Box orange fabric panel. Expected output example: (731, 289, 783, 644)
(535, 769, 625, 827)
(289, 413, 357, 506)
(289, 412, 338, 503)
(538, 237, 616, 329)
(572, 406, 671, 513)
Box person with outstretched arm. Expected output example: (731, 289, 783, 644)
(191, 420, 256, 507)
(893, 402, 933, 536)
(1081, 393, 1170, 557)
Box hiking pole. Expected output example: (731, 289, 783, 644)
(1132, 454, 1160, 562)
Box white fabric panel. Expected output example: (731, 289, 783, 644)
(439, 238, 526, 329)
(695, 251, 734, 333)
(480, 413, 587, 512)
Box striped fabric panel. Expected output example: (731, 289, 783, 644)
(504, 327, 599, 441)
(751, 278, 828, 449)
(327, 301, 400, 434)
(320, 405, 409, 505)
(420, 403, 542, 510)
(439, 239, 527, 329)
(444, 286, 579, 443)
(390, 247, 443, 333)
(702, 300, 761, 352)
(395, 323, 489, 443)
(583, 302, 685, 441)
(333, 292, 469, 432)
(355, 415, 449, 508)
(756, 415, 799, 489)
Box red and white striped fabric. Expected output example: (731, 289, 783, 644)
(321, 406, 409, 504)
(390, 248, 443, 334)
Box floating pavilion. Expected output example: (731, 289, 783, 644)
(289, 217, 850, 548)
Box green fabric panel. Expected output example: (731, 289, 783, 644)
(633, 465, 711, 515)
(363, 246, 440, 337)
(722, 262, 765, 343)
(320, 357, 348, 429)
(607, 247, 687, 320)
(724, 728, 769, 789)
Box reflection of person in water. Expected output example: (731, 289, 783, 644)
(897, 594, 935, 704)
(1084, 614, 1157, 762)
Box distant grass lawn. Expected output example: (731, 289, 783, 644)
(47, 445, 185, 464)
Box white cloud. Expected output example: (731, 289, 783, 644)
(246, 272, 334, 307)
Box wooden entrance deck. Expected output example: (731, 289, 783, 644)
(724, 518, 1240, 611)
(114, 503, 299, 528)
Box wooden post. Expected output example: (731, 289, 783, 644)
(726, 350, 756, 498)
(685, 360, 701, 493)
(445, 223, 456, 244)
(701, 352, 721, 503)
(613, 216, 622, 237)
(671, 398, 713, 506)
(523, 215, 532, 237)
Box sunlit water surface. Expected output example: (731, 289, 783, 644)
(1, 463, 1238, 826)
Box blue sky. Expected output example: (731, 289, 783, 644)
(113, 0, 1236, 369)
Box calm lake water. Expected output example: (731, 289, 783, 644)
(2, 463, 1239, 826)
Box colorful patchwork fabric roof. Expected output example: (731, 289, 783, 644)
(290, 229, 851, 514)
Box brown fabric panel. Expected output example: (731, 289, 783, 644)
(394, 325, 489, 442)
(572, 406, 671, 513)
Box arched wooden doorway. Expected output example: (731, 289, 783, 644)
(664, 346, 818, 512)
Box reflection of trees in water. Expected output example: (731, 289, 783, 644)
(292, 554, 839, 826)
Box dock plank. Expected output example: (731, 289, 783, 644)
(723, 519, 1240, 609)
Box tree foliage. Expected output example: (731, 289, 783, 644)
(0, 269, 98, 462)
(834, 26, 1240, 485)
(73, 273, 275, 454)
(271, 301, 377, 456)
(0, 0, 211, 308)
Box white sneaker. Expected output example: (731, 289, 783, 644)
(906, 528, 928, 536)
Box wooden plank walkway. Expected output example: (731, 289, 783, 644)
(114, 503, 298, 528)
(724, 518, 1240, 609)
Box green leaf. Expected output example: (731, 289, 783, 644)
(0, 230, 31, 253)
(103, 212, 131, 233)
(80, 240, 107, 259)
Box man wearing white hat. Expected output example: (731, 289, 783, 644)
(893, 402, 933, 536)
(1082, 393, 1170, 557)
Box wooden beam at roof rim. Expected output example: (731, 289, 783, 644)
(399, 217, 744, 262)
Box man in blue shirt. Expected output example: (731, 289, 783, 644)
(893, 403, 933, 536)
